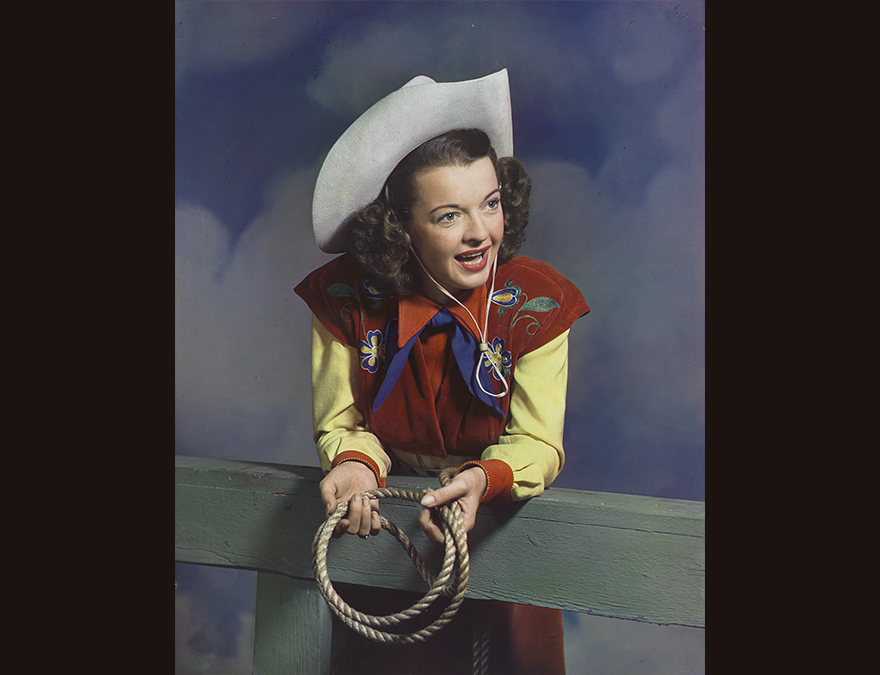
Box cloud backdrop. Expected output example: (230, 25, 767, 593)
(175, 2, 705, 672)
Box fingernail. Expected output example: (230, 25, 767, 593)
(421, 494, 435, 507)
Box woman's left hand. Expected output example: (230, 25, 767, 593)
(418, 467, 487, 543)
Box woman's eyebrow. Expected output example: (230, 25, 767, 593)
(428, 202, 460, 215)
(427, 188, 501, 215)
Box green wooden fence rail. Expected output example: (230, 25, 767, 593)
(175, 455, 704, 674)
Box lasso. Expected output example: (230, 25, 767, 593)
(311, 468, 469, 645)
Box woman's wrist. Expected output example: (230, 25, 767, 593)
(456, 459, 514, 504)
(331, 451, 385, 488)
(456, 463, 490, 502)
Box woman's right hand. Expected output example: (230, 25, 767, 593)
(319, 462, 381, 538)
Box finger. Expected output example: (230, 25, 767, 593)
(370, 509, 381, 536)
(357, 494, 373, 537)
(345, 494, 363, 535)
(366, 496, 381, 536)
(418, 489, 445, 541)
(333, 518, 350, 538)
(419, 481, 467, 509)
(418, 504, 445, 543)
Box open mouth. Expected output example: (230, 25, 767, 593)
(455, 247, 491, 271)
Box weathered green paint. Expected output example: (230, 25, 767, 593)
(253, 573, 332, 675)
(175, 455, 704, 628)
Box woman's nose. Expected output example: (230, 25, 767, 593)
(462, 213, 489, 243)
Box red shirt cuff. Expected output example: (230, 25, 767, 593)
(456, 459, 514, 504)
(331, 451, 386, 488)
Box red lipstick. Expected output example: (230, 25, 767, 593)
(454, 245, 491, 272)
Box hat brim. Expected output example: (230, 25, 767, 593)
(312, 69, 513, 253)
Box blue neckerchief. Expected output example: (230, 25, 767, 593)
(372, 308, 504, 416)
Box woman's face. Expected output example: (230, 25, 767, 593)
(409, 157, 504, 304)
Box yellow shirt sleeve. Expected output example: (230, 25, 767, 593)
(310, 314, 570, 500)
(310, 316, 392, 476)
(484, 329, 569, 501)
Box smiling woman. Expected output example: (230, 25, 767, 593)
(409, 158, 504, 303)
(294, 70, 590, 674)
(347, 127, 529, 300)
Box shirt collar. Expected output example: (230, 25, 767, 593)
(396, 283, 489, 348)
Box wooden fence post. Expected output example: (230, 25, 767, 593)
(253, 571, 332, 675)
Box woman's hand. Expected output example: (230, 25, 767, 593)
(418, 466, 488, 543)
(319, 462, 381, 538)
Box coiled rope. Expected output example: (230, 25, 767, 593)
(311, 467, 470, 646)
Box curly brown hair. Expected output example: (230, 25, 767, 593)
(346, 129, 531, 297)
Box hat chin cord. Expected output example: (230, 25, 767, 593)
(409, 245, 510, 400)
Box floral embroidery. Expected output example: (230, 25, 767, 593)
(494, 277, 561, 337)
(493, 281, 522, 316)
(361, 278, 391, 301)
(359, 329, 385, 373)
(482, 337, 512, 380)
(491, 285, 520, 308)
(509, 295, 561, 335)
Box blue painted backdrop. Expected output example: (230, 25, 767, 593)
(175, 2, 704, 673)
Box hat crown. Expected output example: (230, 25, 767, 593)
(402, 75, 436, 88)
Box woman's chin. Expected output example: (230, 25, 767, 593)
(450, 269, 491, 293)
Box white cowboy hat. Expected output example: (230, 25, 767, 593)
(312, 69, 513, 253)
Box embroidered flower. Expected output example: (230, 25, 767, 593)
(482, 337, 512, 380)
(361, 278, 391, 300)
(490, 286, 520, 307)
(359, 329, 385, 373)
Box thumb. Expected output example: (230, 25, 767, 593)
(420, 482, 466, 508)
(319, 481, 338, 517)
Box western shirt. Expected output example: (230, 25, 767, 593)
(295, 254, 589, 503)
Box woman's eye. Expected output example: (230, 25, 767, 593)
(438, 212, 456, 223)
(486, 199, 500, 209)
